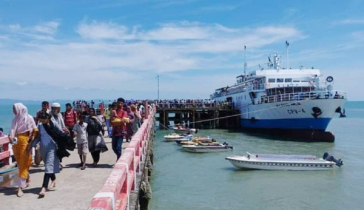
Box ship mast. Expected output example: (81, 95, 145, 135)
(244, 46, 247, 81)
(286, 41, 289, 69)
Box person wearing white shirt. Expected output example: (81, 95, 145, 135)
(72, 115, 88, 170)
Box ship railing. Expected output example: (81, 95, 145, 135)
(246, 84, 265, 91)
(156, 102, 234, 109)
(259, 91, 347, 104)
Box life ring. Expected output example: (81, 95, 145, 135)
(326, 76, 333, 83)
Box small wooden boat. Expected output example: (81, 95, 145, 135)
(182, 142, 233, 153)
(226, 152, 343, 171)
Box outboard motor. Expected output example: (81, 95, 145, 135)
(323, 152, 343, 167)
(223, 142, 233, 149)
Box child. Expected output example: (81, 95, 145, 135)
(72, 115, 88, 170)
(0, 127, 3, 137)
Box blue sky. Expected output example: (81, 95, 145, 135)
(0, 0, 363, 100)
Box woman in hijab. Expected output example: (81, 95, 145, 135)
(8, 103, 38, 197)
(86, 108, 108, 167)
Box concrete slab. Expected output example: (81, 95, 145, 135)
(0, 137, 129, 210)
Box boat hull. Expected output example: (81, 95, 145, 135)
(226, 157, 336, 171)
(239, 99, 346, 130)
(183, 145, 233, 153)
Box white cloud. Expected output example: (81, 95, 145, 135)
(0, 20, 305, 100)
(352, 31, 364, 41)
(76, 21, 129, 39)
(334, 18, 364, 25)
(3, 20, 60, 40)
(33, 21, 60, 35)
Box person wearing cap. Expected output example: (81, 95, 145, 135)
(110, 97, 128, 161)
(50, 103, 68, 134)
(64, 103, 77, 140)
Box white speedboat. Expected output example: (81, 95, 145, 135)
(226, 152, 343, 171)
(164, 133, 185, 142)
(182, 142, 233, 153)
(173, 127, 197, 134)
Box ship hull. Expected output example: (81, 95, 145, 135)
(238, 99, 346, 131)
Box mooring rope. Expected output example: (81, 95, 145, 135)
(157, 104, 282, 128)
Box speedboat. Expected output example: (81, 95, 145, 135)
(164, 133, 185, 142)
(176, 136, 213, 145)
(182, 142, 233, 153)
(226, 152, 343, 171)
(173, 127, 198, 134)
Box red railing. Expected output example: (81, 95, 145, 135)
(87, 105, 155, 210)
(0, 136, 12, 166)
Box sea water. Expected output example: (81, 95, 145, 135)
(150, 101, 364, 210)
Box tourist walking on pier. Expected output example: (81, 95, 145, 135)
(125, 106, 135, 142)
(31, 111, 73, 198)
(110, 98, 128, 161)
(73, 115, 88, 170)
(64, 103, 78, 140)
(50, 103, 68, 133)
(8, 103, 38, 197)
(104, 104, 112, 137)
(35, 101, 50, 123)
(131, 105, 140, 134)
(87, 108, 108, 167)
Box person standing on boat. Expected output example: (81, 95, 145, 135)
(8, 103, 38, 197)
(110, 98, 128, 161)
(30, 111, 71, 198)
(87, 108, 108, 166)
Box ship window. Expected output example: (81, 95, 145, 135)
(277, 78, 284, 83)
(268, 78, 275, 83)
(285, 78, 292, 83)
(301, 80, 309, 82)
(293, 80, 300, 82)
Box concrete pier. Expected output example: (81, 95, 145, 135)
(0, 108, 156, 210)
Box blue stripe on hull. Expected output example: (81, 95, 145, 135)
(241, 118, 332, 130)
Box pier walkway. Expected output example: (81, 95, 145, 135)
(0, 137, 127, 210)
(0, 106, 156, 210)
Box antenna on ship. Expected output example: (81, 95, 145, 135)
(285, 40, 289, 69)
(244, 45, 247, 81)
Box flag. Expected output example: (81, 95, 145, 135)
(286, 40, 289, 47)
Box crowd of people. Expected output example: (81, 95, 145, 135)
(5, 98, 150, 198)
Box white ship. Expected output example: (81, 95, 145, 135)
(211, 49, 347, 141)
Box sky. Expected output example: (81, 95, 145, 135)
(0, 0, 363, 101)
